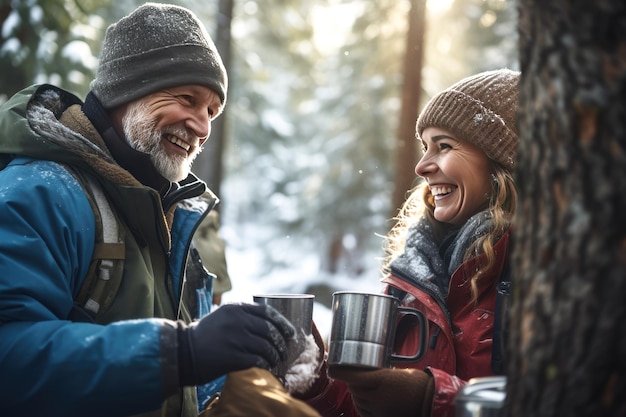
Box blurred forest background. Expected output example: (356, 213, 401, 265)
(0, 0, 519, 306)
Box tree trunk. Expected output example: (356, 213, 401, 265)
(507, 1, 626, 416)
(195, 0, 234, 208)
(391, 0, 426, 220)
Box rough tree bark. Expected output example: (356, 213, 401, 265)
(507, 1, 626, 416)
(391, 0, 426, 219)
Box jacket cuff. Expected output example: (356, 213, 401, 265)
(294, 361, 358, 416)
(293, 360, 331, 402)
(159, 319, 181, 398)
(426, 367, 467, 417)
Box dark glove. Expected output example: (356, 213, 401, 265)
(328, 366, 434, 417)
(177, 303, 296, 386)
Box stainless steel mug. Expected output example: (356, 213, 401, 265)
(253, 294, 315, 377)
(252, 293, 314, 336)
(454, 376, 506, 417)
(328, 291, 427, 368)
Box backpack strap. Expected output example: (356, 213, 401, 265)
(66, 167, 126, 322)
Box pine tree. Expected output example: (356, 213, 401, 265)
(0, 0, 111, 102)
(508, 0, 626, 415)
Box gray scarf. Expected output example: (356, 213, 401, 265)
(389, 210, 494, 300)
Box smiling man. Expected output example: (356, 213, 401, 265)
(112, 84, 221, 183)
(0, 3, 297, 417)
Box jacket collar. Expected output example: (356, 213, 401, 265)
(82, 92, 170, 194)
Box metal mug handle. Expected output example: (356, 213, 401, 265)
(390, 306, 427, 362)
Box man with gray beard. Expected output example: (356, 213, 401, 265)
(0, 3, 297, 417)
(120, 98, 204, 182)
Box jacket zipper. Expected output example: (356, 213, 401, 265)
(174, 196, 219, 320)
(392, 268, 452, 350)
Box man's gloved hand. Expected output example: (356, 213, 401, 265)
(177, 303, 296, 386)
(328, 366, 434, 417)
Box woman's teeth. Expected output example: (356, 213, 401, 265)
(167, 135, 190, 151)
(431, 186, 453, 196)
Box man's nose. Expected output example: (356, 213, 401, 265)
(186, 109, 210, 141)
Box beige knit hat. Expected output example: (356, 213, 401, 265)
(416, 69, 520, 170)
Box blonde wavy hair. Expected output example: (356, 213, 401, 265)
(382, 161, 517, 304)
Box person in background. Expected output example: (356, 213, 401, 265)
(300, 69, 521, 417)
(193, 209, 232, 306)
(0, 3, 296, 417)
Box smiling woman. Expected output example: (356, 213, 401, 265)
(416, 127, 493, 225)
(295, 69, 521, 417)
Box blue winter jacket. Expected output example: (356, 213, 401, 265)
(0, 85, 217, 417)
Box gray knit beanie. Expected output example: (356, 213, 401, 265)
(90, 3, 227, 109)
(416, 69, 520, 170)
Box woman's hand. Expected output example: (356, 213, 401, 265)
(328, 366, 434, 417)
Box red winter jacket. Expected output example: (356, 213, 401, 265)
(304, 230, 510, 417)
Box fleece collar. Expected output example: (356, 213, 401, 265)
(82, 92, 170, 194)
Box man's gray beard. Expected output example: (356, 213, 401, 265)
(121, 101, 198, 182)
